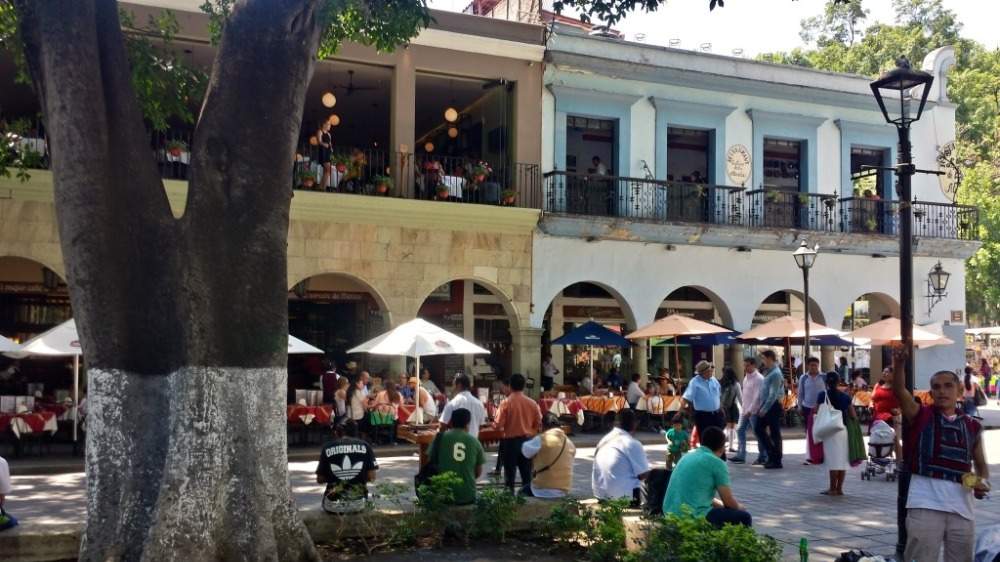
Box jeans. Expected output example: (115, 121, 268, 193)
(500, 436, 532, 491)
(733, 414, 766, 462)
(693, 410, 725, 439)
(706, 507, 753, 528)
(755, 402, 783, 465)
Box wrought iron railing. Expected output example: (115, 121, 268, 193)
(542, 171, 743, 226)
(394, 153, 539, 209)
(912, 200, 979, 241)
(839, 197, 899, 235)
(746, 188, 838, 232)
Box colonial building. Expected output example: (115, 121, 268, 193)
(0, 3, 979, 394)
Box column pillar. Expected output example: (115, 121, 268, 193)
(635, 339, 648, 384)
(550, 297, 565, 385)
(512, 327, 545, 398)
(820, 346, 835, 372)
(390, 52, 416, 198)
(463, 281, 475, 375)
(729, 344, 744, 379)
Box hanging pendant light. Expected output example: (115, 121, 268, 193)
(447, 127, 458, 138)
(444, 107, 459, 123)
(321, 91, 336, 108)
(328, 114, 341, 127)
(424, 142, 434, 152)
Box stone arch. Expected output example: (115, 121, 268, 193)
(752, 289, 829, 326)
(834, 291, 900, 330)
(415, 275, 521, 331)
(538, 279, 639, 331)
(0, 253, 65, 281)
(0, 255, 72, 342)
(287, 269, 393, 327)
(655, 284, 735, 328)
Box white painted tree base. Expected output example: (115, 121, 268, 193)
(82, 367, 318, 562)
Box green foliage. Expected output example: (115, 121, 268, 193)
(119, 9, 207, 132)
(470, 487, 525, 543)
(800, 0, 868, 47)
(627, 511, 782, 562)
(200, 0, 431, 56)
(542, 498, 629, 561)
(413, 472, 464, 545)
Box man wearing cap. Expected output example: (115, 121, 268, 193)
(682, 360, 724, 443)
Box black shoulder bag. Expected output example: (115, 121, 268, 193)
(531, 433, 568, 478)
(414, 432, 444, 495)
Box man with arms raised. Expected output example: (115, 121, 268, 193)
(891, 351, 990, 562)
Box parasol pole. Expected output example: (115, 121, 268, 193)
(415, 354, 424, 424)
(674, 336, 680, 382)
(589, 345, 594, 394)
(72, 354, 79, 442)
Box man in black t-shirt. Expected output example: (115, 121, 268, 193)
(316, 421, 378, 514)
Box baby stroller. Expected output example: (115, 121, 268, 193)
(862, 419, 896, 481)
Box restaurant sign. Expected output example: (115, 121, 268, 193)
(726, 144, 752, 186)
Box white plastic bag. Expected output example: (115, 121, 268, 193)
(812, 392, 845, 443)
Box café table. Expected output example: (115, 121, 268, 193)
(0, 411, 58, 438)
(286, 404, 333, 426)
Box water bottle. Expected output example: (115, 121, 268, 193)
(799, 537, 808, 562)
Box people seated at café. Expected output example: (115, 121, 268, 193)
(346, 373, 372, 427)
(657, 369, 676, 396)
(419, 367, 442, 396)
(316, 421, 378, 514)
(521, 417, 576, 498)
(398, 372, 415, 401)
(425, 408, 485, 505)
(440, 373, 486, 439)
(592, 409, 650, 506)
(663, 426, 752, 528)
(374, 381, 402, 409)
(408, 376, 438, 422)
(626, 373, 644, 409)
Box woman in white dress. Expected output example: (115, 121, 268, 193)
(816, 371, 857, 496)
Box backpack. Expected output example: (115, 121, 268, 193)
(642, 468, 672, 516)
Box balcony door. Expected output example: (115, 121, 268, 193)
(666, 127, 713, 222)
(565, 116, 617, 216)
(762, 138, 804, 228)
(850, 146, 892, 234)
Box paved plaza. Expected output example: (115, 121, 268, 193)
(6, 421, 1000, 561)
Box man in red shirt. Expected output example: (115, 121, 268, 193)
(494, 373, 542, 492)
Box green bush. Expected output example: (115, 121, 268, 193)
(541, 498, 630, 562)
(470, 487, 524, 542)
(628, 511, 782, 562)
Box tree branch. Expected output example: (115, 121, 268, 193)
(14, 0, 183, 373)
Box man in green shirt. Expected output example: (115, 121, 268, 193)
(425, 407, 485, 505)
(662, 426, 752, 527)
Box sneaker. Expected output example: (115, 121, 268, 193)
(751, 459, 767, 466)
(728, 456, 745, 464)
(764, 462, 783, 469)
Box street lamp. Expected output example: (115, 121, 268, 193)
(792, 240, 818, 360)
(926, 261, 951, 314)
(870, 56, 934, 561)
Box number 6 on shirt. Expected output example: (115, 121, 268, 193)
(453, 442, 466, 462)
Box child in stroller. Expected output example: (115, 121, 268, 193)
(862, 419, 896, 481)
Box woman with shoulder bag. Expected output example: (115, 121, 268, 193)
(816, 371, 856, 496)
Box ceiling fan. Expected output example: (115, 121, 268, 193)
(328, 70, 377, 96)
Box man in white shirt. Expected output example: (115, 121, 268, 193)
(0, 455, 11, 508)
(542, 354, 559, 392)
(626, 373, 644, 409)
(592, 409, 650, 505)
(440, 374, 487, 439)
(729, 358, 766, 465)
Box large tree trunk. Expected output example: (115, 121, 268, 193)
(13, 0, 324, 559)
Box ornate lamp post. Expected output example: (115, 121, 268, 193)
(792, 240, 818, 360)
(870, 56, 934, 560)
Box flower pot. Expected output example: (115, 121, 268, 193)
(168, 147, 183, 158)
(475, 174, 486, 183)
(376, 184, 388, 194)
(503, 196, 516, 205)
(302, 178, 315, 189)
(336, 163, 347, 174)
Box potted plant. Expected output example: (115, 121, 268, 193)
(471, 161, 493, 184)
(501, 189, 517, 205)
(435, 183, 451, 200)
(332, 154, 349, 174)
(166, 139, 188, 158)
(373, 175, 393, 195)
(298, 169, 317, 189)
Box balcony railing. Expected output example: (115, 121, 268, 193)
(913, 200, 979, 241)
(746, 189, 838, 232)
(543, 171, 743, 226)
(839, 197, 899, 235)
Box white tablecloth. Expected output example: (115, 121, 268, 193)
(441, 175, 465, 198)
(11, 414, 58, 439)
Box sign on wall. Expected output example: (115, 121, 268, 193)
(951, 310, 964, 323)
(726, 144, 752, 187)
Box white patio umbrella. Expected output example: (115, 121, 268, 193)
(0, 334, 19, 353)
(11, 320, 327, 440)
(347, 318, 489, 423)
(845, 317, 954, 348)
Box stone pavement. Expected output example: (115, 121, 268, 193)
(6, 425, 1000, 561)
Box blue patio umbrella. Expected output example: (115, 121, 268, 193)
(552, 321, 630, 391)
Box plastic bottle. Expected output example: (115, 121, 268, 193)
(799, 537, 808, 562)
